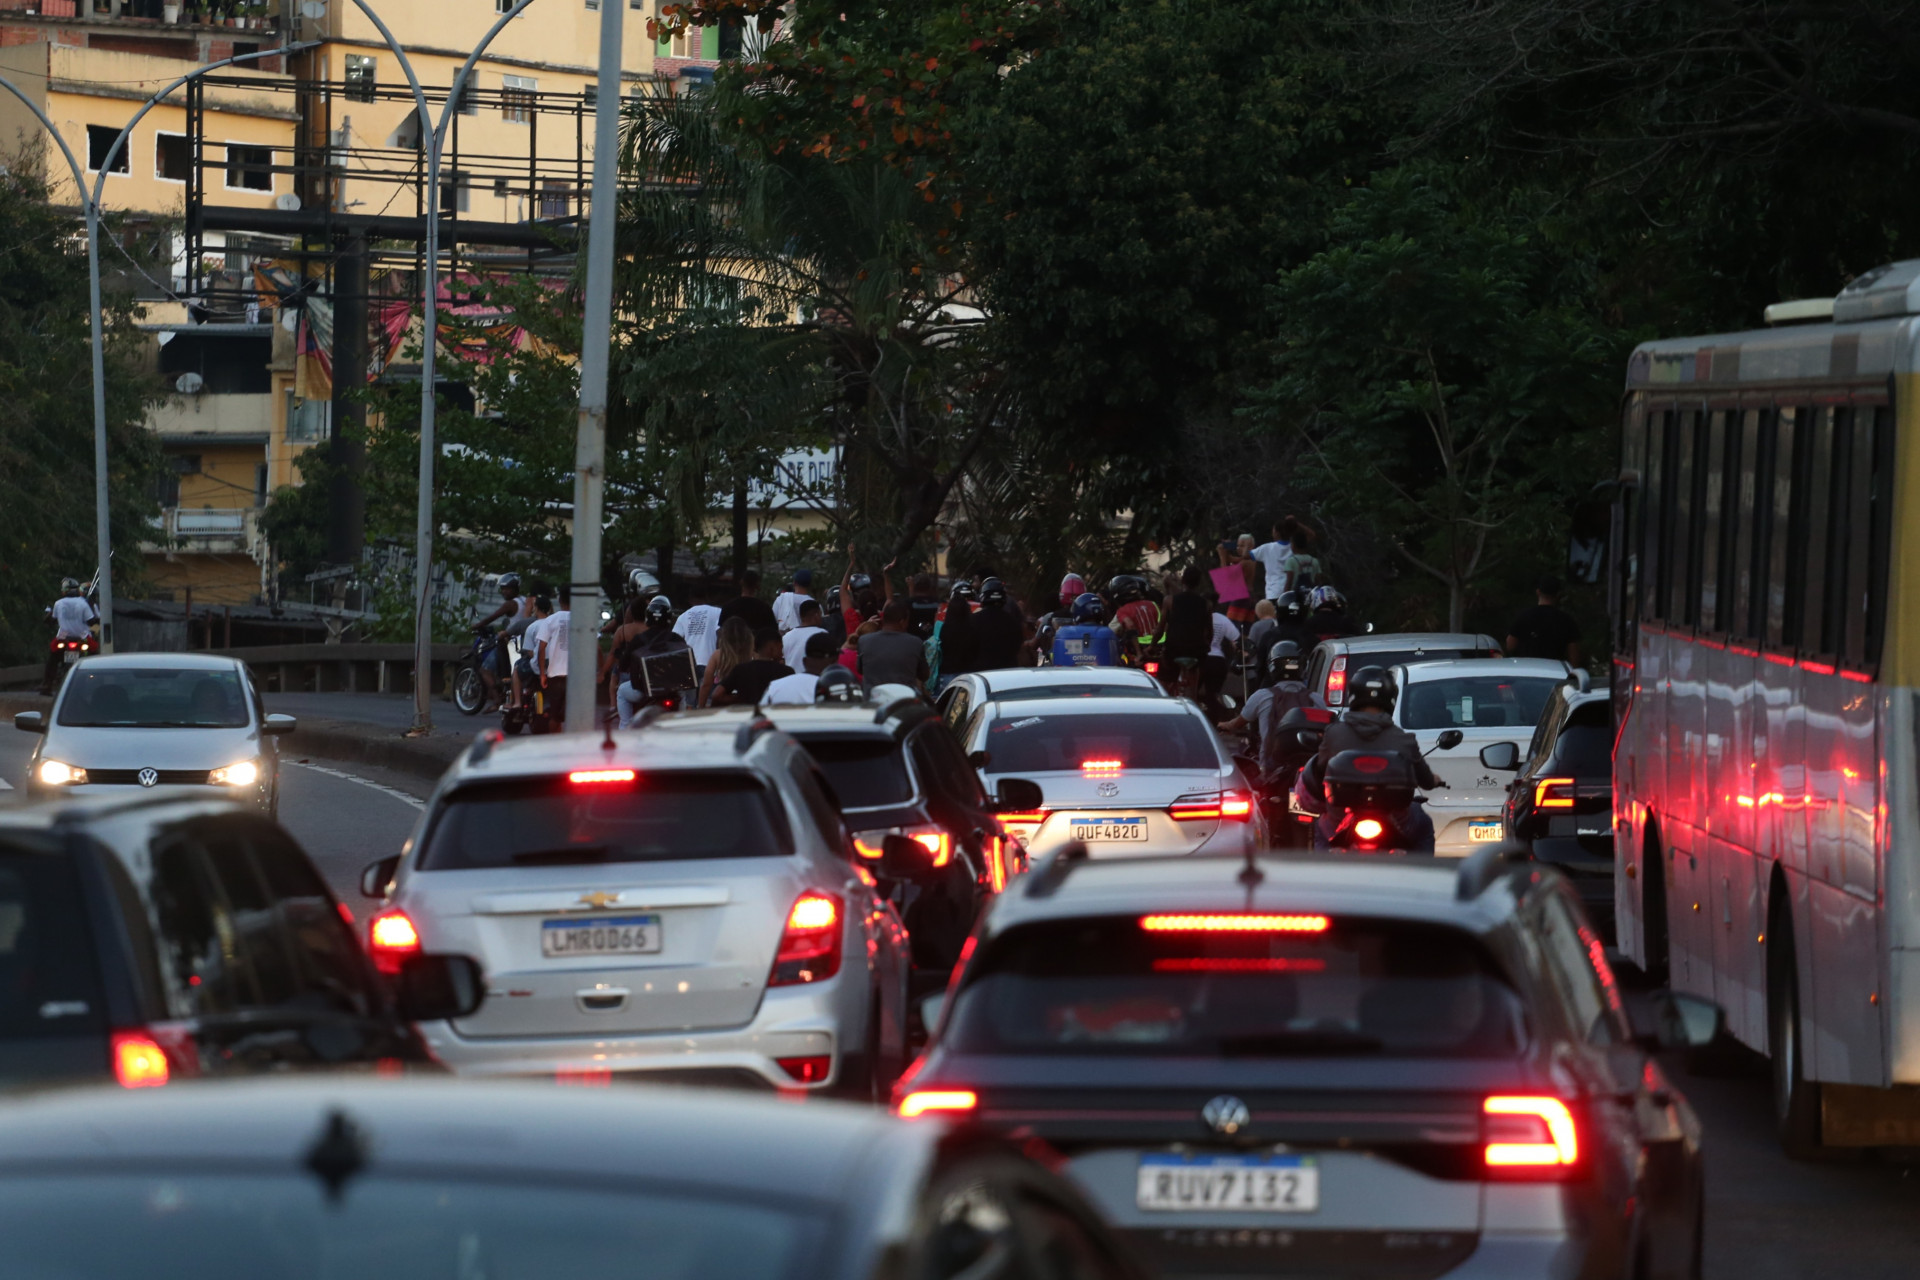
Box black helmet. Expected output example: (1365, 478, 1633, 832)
(1072, 591, 1106, 624)
(1108, 573, 1148, 604)
(497, 572, 521, 593)
(1276, 589, 1306, 621)
(1269, 639, 1305, 681)
(950, 580, 977, 603)
(848, 572, 873, 593)
(825, 584, 843, 611)
(814, 666, 863, 702)
(980, 576, 1008, 606)
(60, 577, 81, 594)
(644, 595, 676, 626)
(1346, 665, 1395, 712)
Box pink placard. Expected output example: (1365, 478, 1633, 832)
(1209, 564, 1250, 603)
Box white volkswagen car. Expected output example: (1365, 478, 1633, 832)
(960, 696, 1264, 860)
(1389, 658, 1581, 856)
(361, 717, 913, 1096)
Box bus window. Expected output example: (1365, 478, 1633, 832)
(1766, 407, 1797, 648)
(1731, 409, 1763, 641)
(1799, 407, 1836, 657)
(1642, 410, 1667, 621)
(1667, 410, 1697, 625)
(1842, 405, 1885, 667)
(1698, 410, 1728, 632)
(1866, 405, 1893, 668)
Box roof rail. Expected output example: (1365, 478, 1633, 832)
(467, 728, 505, 766)
(734, 716, 776, 755)
(1023, 840, 1091, 899)
(1455, 842, 1528, 901)
(630, 704, 670, 732)
(873, 692, 924, 725)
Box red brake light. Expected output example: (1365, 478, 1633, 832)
(1484, 1096, 1580, 1173)
(912, 831, 952, 867)
(771, 892, 842, 986)
(111, 1032, 171, 1088)
(1533, 777, 1576, 809)
(1169, 791, 1254, 822)
(1351, 755, 1389, 774)
(776, 1054, 832, 1084)
(1139, 913, 1329, 933)
(1327, 656, 1348, 703)
(369, 909, 421, 975)
(569, 768, 636, 786)
(1152, 957, 1327, 973)
(1144, 662, 1160, 674)
(1080, 758, 1124, 776)
(1220, 794, 1253, 819)
(555, 1068, 612, 1086)
(1353, 817, 1385, 842)
(898, 1089, 978, 1119)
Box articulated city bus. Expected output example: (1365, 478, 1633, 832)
(1610, 261, 1920, 1155)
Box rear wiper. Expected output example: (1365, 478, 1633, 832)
(1217, 1030, 1385, 1056)
(509, 844, 612, 864)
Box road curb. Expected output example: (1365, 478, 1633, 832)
(0, 692, 472, 785)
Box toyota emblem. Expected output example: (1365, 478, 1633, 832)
(1097, 781, 1120, 797)
(136, 768, 159, 788)
(1201, 1094, 1251, 1136)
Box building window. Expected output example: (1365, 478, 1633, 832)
(493, 177, 513, 198)
(452, 75, 478, 117)
(439, 169, 471, 214)
(502, 74, 536, 123)
(496, 0, 515, 12)
(86, 124, 129, 175)
(539, 180, 570, 218)
(286, 392, 328, 443)
(345, 54, 376, 103)
(586, 0, 599, 8)
(584, 82, 597, 107)
(155, 132, 190, 183)
(225, 143, 274, 192)
(255, 463, 269, 507)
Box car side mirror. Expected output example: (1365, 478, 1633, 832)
(993, 777, 1044, 812)
(968, 750, 990, 770)
(360, 854, 402, 900)
(395, 953, 484, 1021)
(1479, 742, 1521, 771)
(876, 832, 934, 882)
(1435, 729, 1464, 751)
(1635, 989, 1725, 1051)
(13, 711, 44, 734)
(262, 713, 297, 736)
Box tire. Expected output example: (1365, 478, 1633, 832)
(1642, 826, 1671, 986)
(452, 663, 485, 716)
(1767, 906, 1823, 1158)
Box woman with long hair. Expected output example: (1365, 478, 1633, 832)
(696, 616, 755, 707)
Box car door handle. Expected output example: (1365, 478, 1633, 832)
(575, 988, 629, 1012)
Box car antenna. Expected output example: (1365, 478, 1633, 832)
(1238, 844, 1264, 895)
(304, 1108, 369, 1203)
(601, 706, 617, 752)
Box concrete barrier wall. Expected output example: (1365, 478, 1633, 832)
(0, 643, 469, 696)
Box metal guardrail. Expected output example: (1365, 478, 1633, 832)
(0, 642, 468, 695)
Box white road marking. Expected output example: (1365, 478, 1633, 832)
(285, 760, 426, 811)
(0, 778, 12, 790)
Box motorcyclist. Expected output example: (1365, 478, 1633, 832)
(1051, 592, 1119, 667)
(471, 573, 529, 713)
(933, 580, 979, 693)
(972, 576, 1024, 671)
(615, 595, 693, 726)
(1032, 573, 1085, 666)
(1107, 574, 1160, 655)
(814, 664, 865, 702)
(41, 577, 98, 696)
(1306, 585, 1363, 642)
(1256, 641, 1316, 782)
(1301, 666, 1440, 852)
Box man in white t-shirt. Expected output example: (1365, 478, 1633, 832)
(771, 567, 815, 633)
(1203, 608, 1240, 720)
(537, 587, 572, 729)
(764, 633, 835, 705)
(1245, 524, 1293, 602)
(40, 577, 98, 695)
(673, 584, 722, 670)
(781, 598, 827, 671)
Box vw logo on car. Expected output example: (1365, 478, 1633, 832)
(1201, 1094, 1251, 1136)
(136, 768, 159, 788)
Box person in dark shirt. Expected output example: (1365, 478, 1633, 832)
(718, 568, 778, 635)
(860, 600, 931, 690)
(1163, 567, 1213, 662)
(935, 581, 979, 690)
(715, 627, 793, 705)
(1507, 575, 1583, 665)
(906, 572, 942, 640)
(972, 576, 1024, 670)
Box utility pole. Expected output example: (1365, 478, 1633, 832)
(565, 0, 623, 733)
(326, 232, 369, 565)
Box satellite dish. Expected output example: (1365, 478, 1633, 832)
(299, 0, 325, 16)
(281, 308, 298, 332)
(175, 371, 204, 395)
(275, 192, 301, 212)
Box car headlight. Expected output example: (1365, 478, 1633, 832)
(209, 759, 260, 788)
(38, 760, 86, 786)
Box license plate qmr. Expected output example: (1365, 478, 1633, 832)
(1136, 1154, 1318, 1213)
(1070, 818, 1147, 842)
(1468, 822, 1503, 842)
(541, 913, 662, 958)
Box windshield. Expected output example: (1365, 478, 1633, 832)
(0, 847, 106, 1042)
(1399, 676, 1562, 731)
(946, 915, 1526, 1058)
(982, 712, 1219, 773)
(419, 772, 791, 870)
(797, 737, 914, 808)
(0, 1173, 817, 1280)
(57, 669, 249, 728)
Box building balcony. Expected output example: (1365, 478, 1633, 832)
(150, 504, 265, 558)
(1, 0, 284, 36)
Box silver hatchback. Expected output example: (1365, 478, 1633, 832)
(363, 719, 913, 1094)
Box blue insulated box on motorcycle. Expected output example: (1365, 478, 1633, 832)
(1324, 749, 1417, 813)
(638, 647, 698, 697)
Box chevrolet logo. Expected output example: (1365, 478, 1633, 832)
(576, 891, 622, 910)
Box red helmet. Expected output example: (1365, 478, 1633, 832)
(1058, 573, 1086, 612)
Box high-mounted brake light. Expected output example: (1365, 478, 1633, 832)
(111, 1032, 171, 1088)
(1484, 1096, 1580, 1172)
(1533, 777, 1576, 809)
(1353, 817, 1385, 842)
(898, 1089, 978, 1119)
(1327, 656, 1349, 704)
(1152, 957, 1327, 973)
(569, 768, 636, 786)
(771, 892, 843, 986)
(369, 909, 421, 975)
(1081, 758, 1124, 776)
(1140, 913, 1329, 933)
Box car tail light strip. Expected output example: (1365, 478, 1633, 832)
(898, 1089, 978, 1119)
(569, 768, 636, 786)
(1327, 656, 1349, 704)
(1168, 792, 1254, 822)
(1151, 957, 1328, 973)
(1484, 1096, 1580, 1171)
(1139, 913, 1330, 933)
(1533, 777, 1577, 809)
(771, 892, 843, 986)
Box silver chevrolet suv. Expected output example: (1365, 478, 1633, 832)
(358, 716, 914, 1095)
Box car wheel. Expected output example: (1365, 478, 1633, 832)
(1688, 1194, 1705, 1280)
(1767, 906, 1823, 1158)
(1642, 826, 1670, 986)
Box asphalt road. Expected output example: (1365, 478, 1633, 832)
(3, 724, 1919, 1274)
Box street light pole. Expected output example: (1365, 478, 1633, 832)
(565, 0, 624, 734)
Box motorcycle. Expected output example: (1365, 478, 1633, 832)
(49, 632, 98, 674)
(1254, 705, 1336, 848)
(1291, 727, 1462, 853)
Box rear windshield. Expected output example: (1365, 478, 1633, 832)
(946, 915, 1525, 1058)
(1400, 676, 1562, 731)
(797, 738, 914, 808)
(419, 773, 791, 870)
(0, 1173, 818, 1280)
(57, 668, 249, 728)
(1553, 723, 1615, 773)
(0, 848, 107, 1041)
(983, 712, 1219, 773)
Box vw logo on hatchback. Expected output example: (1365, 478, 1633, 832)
(1201, 1094, 1251, 1136)
(137, 768, 159, 788)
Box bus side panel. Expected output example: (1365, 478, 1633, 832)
(1710, 832, 1766, 1047)
(1808, 676, 1886, 1084)
(1884, 690, 1920, 1084)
